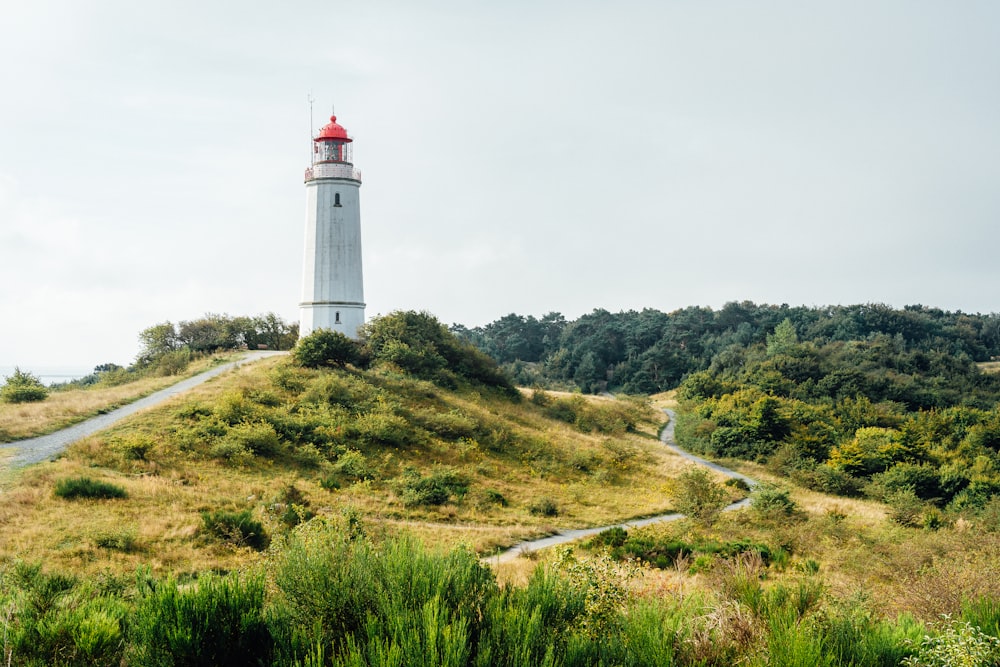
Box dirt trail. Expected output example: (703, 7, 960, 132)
(491, 408, 756, 563)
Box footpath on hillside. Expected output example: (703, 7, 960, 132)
(493, 408, 757, 563)
(0, 350, 285, 469)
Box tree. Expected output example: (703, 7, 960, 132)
(766, 318, 799, 357)
(137, 322, 179, 365)
(1, 367, 49, 403)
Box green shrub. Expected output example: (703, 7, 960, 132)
(332, 449, 377, 482)
(209, 440, 253, 464)
(127, 573, 273, 666)
(355, 411, 418, 447)
(201, 510, 269, 550)
(154, 348, 192, 376)
(95, 529, 140, 553)
(750, 483, 800, 520)
(671, 466, 728, 526)
(886, 486, 924, 527)
(901, 618, 1000, 667)
(293, 329, 361, 368)
(591, 526, 628, 548)
(529, 497, 559, 517)
(399, 468, 469, 507)
(0, 367, 48, 403)
(223, 420, 281, 457)
(54, 477, 128, 500)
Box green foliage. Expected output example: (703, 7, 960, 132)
(901, 617, 1000, 667)
(200, 509, 269, 550)
(95, 529, 140, 553)
(750, 483, 800, 520)
(54, 477, 128, 500)
(223, 420, 281, 457)
(399, 468, 470, 507)
(886, 486, 925, 528)
(127, 573, 272, 666)
(671, 466, 730, 525)
(528, 497, 560, 517)
(293, 328, 361, 368)
(0, 367, 48, 403)
(364, 310, 517, 396)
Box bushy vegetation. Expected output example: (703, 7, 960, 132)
(0, 367, 48, 403)
(5, 519, 1000, 666)
(201, 509, 270, 551)
(292, 329, 362, 368)
(670, 466, 731, 526)
(53, 476, 128, 500)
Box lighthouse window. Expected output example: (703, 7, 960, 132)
(334, 193, 342, 207)
(335, 312, 341, 324)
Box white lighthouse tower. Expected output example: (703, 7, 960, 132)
(299, 113, 365, 339)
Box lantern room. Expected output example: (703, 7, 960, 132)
(313, 115, 354, 164)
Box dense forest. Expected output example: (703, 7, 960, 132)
(454, 303, 1000, 395)
(458, 302, 1000, 521)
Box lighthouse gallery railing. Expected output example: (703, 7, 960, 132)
(304, 164, 362, 182)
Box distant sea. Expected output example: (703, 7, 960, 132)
(0, 365, 93, 386)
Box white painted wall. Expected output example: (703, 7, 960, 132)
(299, 176, 366, 339)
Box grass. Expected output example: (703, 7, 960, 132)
(0, 357, 685, 576)
(0, 353, 239, 443)
(3, 353, 1000, 640)
(979, 361, 1000, 374)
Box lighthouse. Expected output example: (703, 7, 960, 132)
(299, 113, 365, 339)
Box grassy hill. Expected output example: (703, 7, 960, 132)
(0, 353, 684, 576)
(3, 311, 1000, 665)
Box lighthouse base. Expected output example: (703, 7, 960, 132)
(299, 302, 366, 340)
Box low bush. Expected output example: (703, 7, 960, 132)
(223, 420, 281, 457)
(54, 477, 128, 500)
(671, 466, 729, 526)
(750, 483, 800, 520)
(293, 329, 361, 368)
(0, 367, 48, 403)
(399, 468, 469, 507)
(200, 509, 269, 550)
(529, 496, 559, 517)
(95, 530, 139, 553)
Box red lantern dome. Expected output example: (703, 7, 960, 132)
(314, 115, 353, 143)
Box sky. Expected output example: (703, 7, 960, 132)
(2, 1, 999, 370)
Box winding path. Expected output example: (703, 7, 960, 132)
(0, 351, 285, 469)
(493, 408, 757, 563)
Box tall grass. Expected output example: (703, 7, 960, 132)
(1, 524, 995, 666)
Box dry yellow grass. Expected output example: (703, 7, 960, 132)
(0, 354, 236, 443)
(978, 361, 1000, 374)
(0, 359, 694, 577)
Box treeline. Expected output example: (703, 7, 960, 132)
(56, 313, 299, 390)
(137, 312, 298, 365)
(454, 302, 1000, 394)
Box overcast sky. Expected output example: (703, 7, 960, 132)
(2, 1, 999, 370)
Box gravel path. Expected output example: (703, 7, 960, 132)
(491, 408, 757, 563)
(0, 351, 286, 469)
